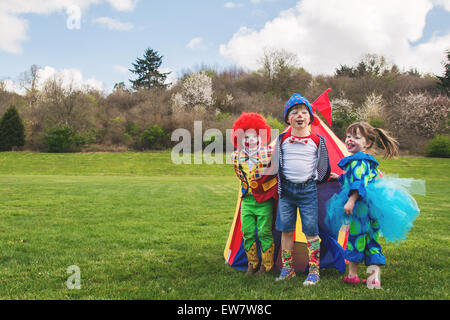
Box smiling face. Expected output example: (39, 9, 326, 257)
(241, 130, 261, 153)
(345, 128, 369, 154)
(288, 104, 311, 130)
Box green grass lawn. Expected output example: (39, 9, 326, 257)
(0, 152, 448, 300)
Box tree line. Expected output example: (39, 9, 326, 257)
(0, 47, 449, 156)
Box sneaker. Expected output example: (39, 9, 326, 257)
(275, 268, 296, 281)
(303, 272, 320, 286)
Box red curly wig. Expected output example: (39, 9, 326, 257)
(231, 112, 271, 148)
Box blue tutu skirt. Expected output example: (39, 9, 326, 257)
(326, 177, 422, 244)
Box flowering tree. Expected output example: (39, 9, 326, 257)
(330, 97, 358, 139)
(392, 93, 450, 138)
(356, 92, 387, 127)
(171, 71, 215, 113)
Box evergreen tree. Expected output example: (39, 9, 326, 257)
(437, 50, 450, 95)
(129, 48, 171, 90)
(0, 105, 26, 151)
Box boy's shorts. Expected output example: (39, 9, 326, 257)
(275, 178, 319, 236)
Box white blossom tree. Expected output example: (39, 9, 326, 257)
(392, 93, 450, 138)
(356, 92, 387, 127)
(171, 71, 215, 113)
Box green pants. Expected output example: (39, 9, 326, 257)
(240, 195, 274, 252)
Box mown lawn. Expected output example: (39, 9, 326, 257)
(0, 152, 448, 299)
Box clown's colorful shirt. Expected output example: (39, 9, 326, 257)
(337, 152, 379, 198)
(231, 146, 274, 197)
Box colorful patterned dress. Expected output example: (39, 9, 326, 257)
(325, 152, 421, 266)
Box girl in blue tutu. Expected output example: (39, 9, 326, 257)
(326, 122, 421, 289)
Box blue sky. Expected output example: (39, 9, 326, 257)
(1, 0, 449, 92)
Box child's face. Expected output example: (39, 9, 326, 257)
(242, 131, 260, 152)
(288, 104, 310, 130)
(345, 128, 369, 154)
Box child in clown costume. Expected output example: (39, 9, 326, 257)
(326, 122, 421, 289)
(275, 93, 331, 285)
(230, 113, 278, 275)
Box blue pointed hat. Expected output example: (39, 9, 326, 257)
(284, 93, 314, 124)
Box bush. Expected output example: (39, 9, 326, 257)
(139, 124, 169, 150)
(44, 126, 86, 153)
(330, 97, 358, 140)
(203, 133, 217, 149)
(426, 135, 450, 158)
(368, 117, 385, 128)
(265, 115, 286, 135)
(0, 105, 25, 151)
(216, 112, 230, 121)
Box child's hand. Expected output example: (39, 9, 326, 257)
(344, 198, 356, 215)
(330, 172, 340, 180)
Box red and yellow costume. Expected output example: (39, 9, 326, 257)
(230, 113, 278, 275)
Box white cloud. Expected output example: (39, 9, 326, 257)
(220, 0, 450, 75)
(224, 2, 244, 8)
(0, 12, 28, 53)
(186, 37, 203, 49)
(250, 0, 279, 4)
(93, 17, 133, 30)
(37, 66, 104, 92)
(106, 0, 138, 11)
(159, 67, 178, 87)
(433, 0, 450, 11)
(113, 65, 129, 74)
(0, 0, 139, 54)
(2, 79, 26, 95)
(2, 66, 104, 94)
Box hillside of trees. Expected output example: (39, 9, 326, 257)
(0, 49, 449, 155)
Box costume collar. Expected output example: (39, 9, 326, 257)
(338, 152, 378, 169)
(281, 127, 311, 144)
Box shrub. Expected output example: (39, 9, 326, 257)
(216, 112, 230, 121)
(426, 135, 450, 158)
(265, 115, 286, 135)
(44, 126, 86, 153)
(330, 97, 358, 139)
(368, 117, 385, 128)
(125, 121, 139, 136)
(0, 105, 26, 151)
(203, 133, 217, 149)
(139, 124, 169, 150)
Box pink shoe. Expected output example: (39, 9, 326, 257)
(343, 275, 360, 284)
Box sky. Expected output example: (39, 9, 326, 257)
(1, 0, 449, 94)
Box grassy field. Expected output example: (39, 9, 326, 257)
(0, 152, 448, 300)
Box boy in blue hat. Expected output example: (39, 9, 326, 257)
(274, 93, 330, 285)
